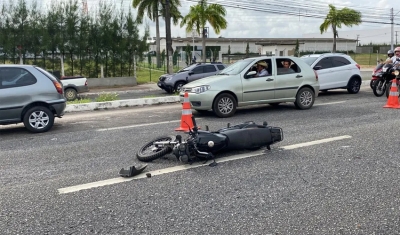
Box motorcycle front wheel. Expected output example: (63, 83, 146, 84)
(385, 82, 400, 98)
(136, 135, 175, 162)
(373, 79, 386, 97)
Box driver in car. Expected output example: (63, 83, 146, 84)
(256, 61, 269, 77)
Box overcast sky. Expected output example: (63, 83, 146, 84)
(3, 0, 400, 45)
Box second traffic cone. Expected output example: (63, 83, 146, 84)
(384, 79, 400, 109)
(175, 92, 195, 131)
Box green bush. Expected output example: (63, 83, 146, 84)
(95, 92, 119, 102)
(67, 98, 92, 104)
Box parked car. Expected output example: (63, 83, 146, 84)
(60, 75, 89, 101)
(157, 62, 227, 93)
(0, 65, 66, 133)
(300, 53, 362, 94)
(179, 56, 320, 118)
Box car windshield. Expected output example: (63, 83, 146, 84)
(177, 64, 197, 73)
(218, 59, 254, 75)
(300, 57, 319, 66)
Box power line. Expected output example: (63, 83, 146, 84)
(183, 0, 400, 25)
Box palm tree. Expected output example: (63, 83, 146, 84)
(180, 0, 227, 62)
(319, 4, 361, 53)
(132, 0, 182, 68)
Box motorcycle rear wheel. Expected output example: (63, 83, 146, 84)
(373, 79, 386, 97)
(136, 135, 175, 162)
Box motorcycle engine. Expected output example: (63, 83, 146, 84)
(173, 143, 190, 163)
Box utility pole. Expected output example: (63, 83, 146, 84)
(356, 34, 360, 47)
(396, 31, 398, 45)
(165, 0, 173, 74)
(391, 8, 394, 50)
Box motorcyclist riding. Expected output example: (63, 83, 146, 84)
(387, 50, 395, 60)
(391, 47, 400, 64)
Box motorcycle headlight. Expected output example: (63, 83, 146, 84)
(191, 85, 211, 94)
(395, 70, 400, 76)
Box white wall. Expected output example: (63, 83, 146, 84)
(261, 45, 294, 56)
(150, 39, 262, 54)
(301, 41, 356, 52)
(149, 39, 357, 56)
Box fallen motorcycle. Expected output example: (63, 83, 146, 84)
(136, 116, 284, 165)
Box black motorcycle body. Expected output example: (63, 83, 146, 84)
(136, 118, 283, 164)
(195, 121, 280, 153)
(385, 64, 400, 98)
(373, 63, 395, 97)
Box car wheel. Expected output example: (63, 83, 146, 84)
(294, 87, 315, 110)
(23, 106, 55, 133)
(65, 88, 77, 101)
(213, 93, 237, 118)
(347, 77, 361, 94)
(174, 82, 186, 92)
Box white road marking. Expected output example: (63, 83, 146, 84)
(280, 135, 352, 150)
(58, 135, 352, 194)
(314, 101, 346, 106)
(96, 118, 203, 131)
(96, 120, 181, 131)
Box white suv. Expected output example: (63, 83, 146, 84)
(301, 53, 362, 94)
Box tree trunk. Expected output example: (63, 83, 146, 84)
(70, 51, 74, 75)
(202, 27, 206, 62)
(332, 25, 337, 53)
(156, 16, 161, 68)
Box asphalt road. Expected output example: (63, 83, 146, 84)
(2, 85, 400, 234)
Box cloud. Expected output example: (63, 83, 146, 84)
(5, 0, 398, 45)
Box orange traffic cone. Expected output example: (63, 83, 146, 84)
(384, 79, 400, 109)
(175, 92, 196, 131)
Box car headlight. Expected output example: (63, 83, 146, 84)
(395, 70, 400, 76)
(191, 85, 211, 94)
(166, 77, 172, 81)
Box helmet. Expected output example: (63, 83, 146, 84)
(388, 49, 395, 57)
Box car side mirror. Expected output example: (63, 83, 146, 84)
(314, 66, 322, 70)
(245, 71, 257, 79)
(188, 71, 194, 75)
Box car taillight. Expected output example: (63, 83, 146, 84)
(53, 80, 63, 94)
(356, 64, 360, 70)
(313, 70, 318, 81)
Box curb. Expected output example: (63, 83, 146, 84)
(65, 96, 180, 113)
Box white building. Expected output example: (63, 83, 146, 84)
(148, 37, 357, 62)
